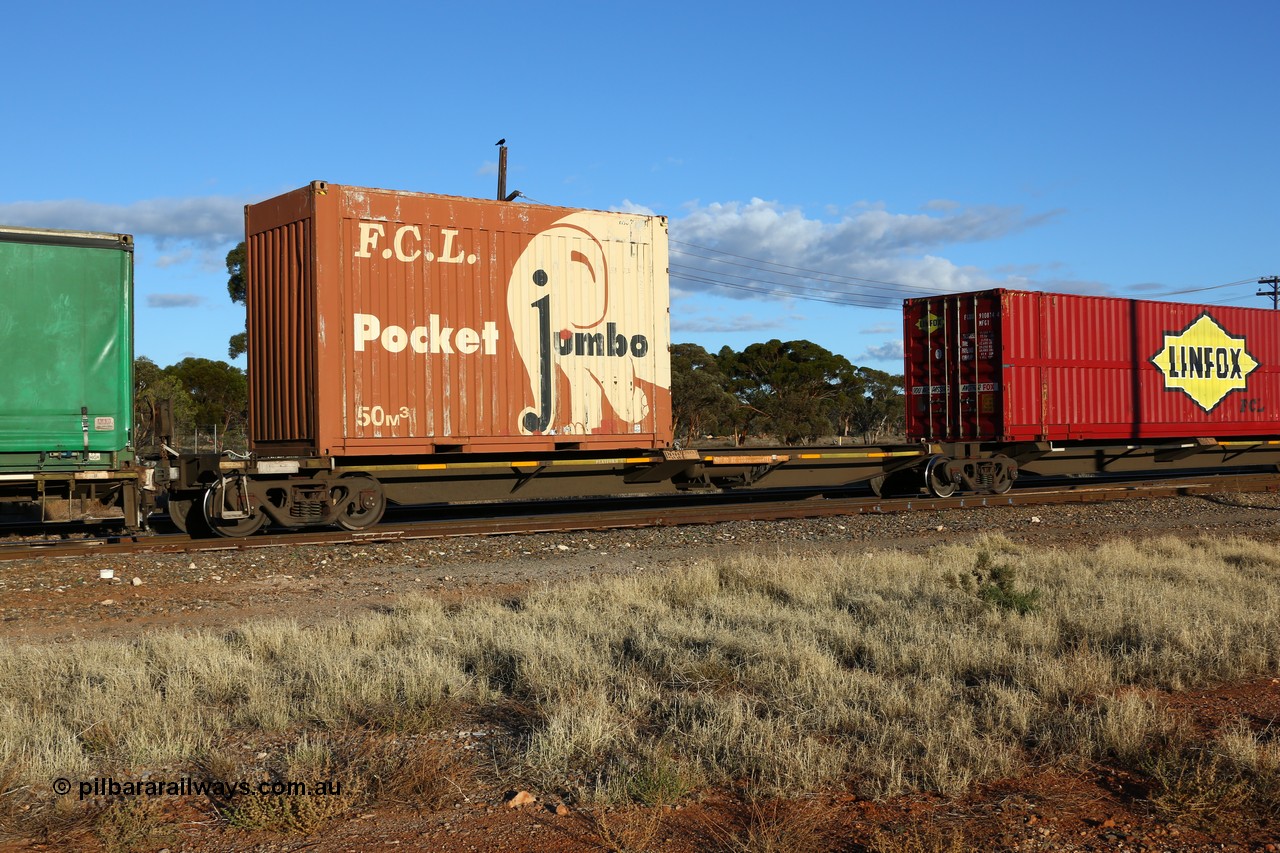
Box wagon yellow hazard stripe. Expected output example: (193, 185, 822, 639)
(698, 448, 928, 464)
(354, 456, 658, 473)
(794, 450, 928, 460)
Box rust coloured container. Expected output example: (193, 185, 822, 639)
(245, 182, 671, 456)
(904, 289, 1280, 443)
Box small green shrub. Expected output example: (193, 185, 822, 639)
(972, 551, 1041, 615)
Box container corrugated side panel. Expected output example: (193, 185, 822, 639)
(247, 217, 315, 451)
(1001, 292, 1144, 441)
(997, 290, 1039, 441)
(1048, 294, 1137, 440)
(0, 228, 133, 466)
(328, 198, 516, 450)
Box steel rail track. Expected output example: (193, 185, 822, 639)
(2, 472, 1277, 563)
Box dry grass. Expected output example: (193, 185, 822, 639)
(867, 822, 968, 853)
(1, 532, 1279, 837)
(705, 796, 832, 853)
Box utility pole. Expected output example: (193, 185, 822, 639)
(1258, 276, 1280, 309)
(494, 139, 521, 202)
(496, 139, 507, 201)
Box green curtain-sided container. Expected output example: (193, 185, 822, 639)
(0, 226, 134, 471)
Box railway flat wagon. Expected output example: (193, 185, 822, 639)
(180, 182, 685, 535)
(0, 225, 144, 526)
(901, 289, 1280, 496)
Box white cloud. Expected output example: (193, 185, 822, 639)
(0, 196, 244, 248)
(147, 294, 204, 308)
(862, 340, 904, 361)
(668, 197, 1074, 309)
(614, 199, 657, 216)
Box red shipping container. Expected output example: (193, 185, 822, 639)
(904, 289, 1280, 443)
(245, 182, 672, 456)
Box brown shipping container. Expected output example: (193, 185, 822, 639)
(245, 182, 672, 456)
(904, 289, 1280, 443)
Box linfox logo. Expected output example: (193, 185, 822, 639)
(1150, 313, 1259, 412)
(916, 312, 941, 334)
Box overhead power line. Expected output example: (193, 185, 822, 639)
(1149, 277, 1261, 297)
(669, 261, 902, 307)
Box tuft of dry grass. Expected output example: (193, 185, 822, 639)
(868, 822, 969, 853)
(362, 735, 469, 811)
(711, 796, 832, 853)
(581, 805, 669, 853)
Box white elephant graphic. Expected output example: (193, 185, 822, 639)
(506, 213, 655, 436)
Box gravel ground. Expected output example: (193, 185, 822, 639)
(3, 490, 1280, 644)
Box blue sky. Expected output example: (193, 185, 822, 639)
(2, 1, 1276, 371)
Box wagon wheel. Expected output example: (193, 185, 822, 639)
(201, 481, 267, 538)
(924, 456, 956, 498)
(163, 496, 216, 537)
(165, 496, 194, 533)
(331, 475, 387, 531)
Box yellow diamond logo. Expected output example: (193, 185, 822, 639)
(1150, 313, 1258, 412)
(916, 312, 941, 334)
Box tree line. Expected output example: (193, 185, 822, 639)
(134, 356, 247, 451)
(672, 341, 904, 447)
